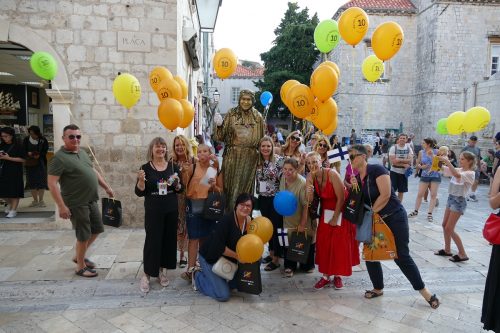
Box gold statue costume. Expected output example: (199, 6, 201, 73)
(214, 90, 265, 209)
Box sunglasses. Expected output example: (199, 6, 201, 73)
(318, 143, 328, 148)
(67, 135, 82, 140)
(291, 136, 301, 142)
(349, 153, 363, 160)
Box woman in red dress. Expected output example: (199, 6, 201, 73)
(306, 152, 357, 290)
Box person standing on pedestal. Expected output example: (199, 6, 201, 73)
(213, 90, 265, 209)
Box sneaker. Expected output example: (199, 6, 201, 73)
(158, 270, 169, 287)
(6, 210, 17, 218)
(333, 276, 343, 290)
(468, 194, 478, 202)
(314, 277, 331, 290)
(28, 201, 39, 207)
(4, 205, 10, 214)
(37, 201, 46, 207)
(140, 276, 150, 293)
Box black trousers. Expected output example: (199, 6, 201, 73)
(284, 242, 316, 271)
(258, 195, 283, 257)
(366, 207, 425, 290)
(143, 208, 178, 277)
(373, 144, 382, 156)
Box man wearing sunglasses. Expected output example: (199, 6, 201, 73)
(48, 124, 114, 278)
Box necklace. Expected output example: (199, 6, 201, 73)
(150, 160, 167, 171)
(234, 212, 247, 235)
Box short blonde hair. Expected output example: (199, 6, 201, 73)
(147, 137, 168, 161)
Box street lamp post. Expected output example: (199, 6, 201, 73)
(205, 88, 219, 131)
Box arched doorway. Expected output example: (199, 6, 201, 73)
(0, 20, 72, 223)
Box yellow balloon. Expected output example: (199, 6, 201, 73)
(173, 75, 188, 99)
(338, 7, 369, 46)
(213, 48, 238, 79)
(322, 116, 338, 135)
(372, 21, 404, 61)
(310, 65, 338, 102)
(362, 55, 384, 82)
(248, 216, 273, 244)
(149, 67, 173, 93)
(157, 79, 182, 101)
(112, 73, 141, 109)
(178, 99, 195, 128)
(280, 80, 300, 108)
(158, 98, 184, 131)
(236, 234, 264, 264)
(446, 111, 466, 135)
(287, 84, 315, 119)
(463, 106, 491, 133)
(313, 98, 338, 130)
(319, 61, 340, 79)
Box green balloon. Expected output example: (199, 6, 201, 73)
(30, 51, 58, 80)
(436, 118, 448, 135)
(314, 19, 341, 53)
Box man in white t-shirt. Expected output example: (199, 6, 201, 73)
(389, 133, 413, 202)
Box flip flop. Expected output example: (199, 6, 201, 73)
(449, 254, 469, 262)
(434, 249, 453, 256)
(364, 290, 383, 299)
(75, 267, 98, 278)
(264, 262, 280, 271)
(427, 294, 440, 309)
(72, 258, 96, 269)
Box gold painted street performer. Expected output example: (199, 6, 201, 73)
(214, 90, 265, 209)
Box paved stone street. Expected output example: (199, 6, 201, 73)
(0, 160, 495, 332)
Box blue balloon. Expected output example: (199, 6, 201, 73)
(260, 91, 273, 107)
(273, 190, 298, 216)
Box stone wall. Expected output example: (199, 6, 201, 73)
(0, 0, 203, 226)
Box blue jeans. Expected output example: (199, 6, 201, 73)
(195, 255, 236, 302)
(366, 207, 425, 291)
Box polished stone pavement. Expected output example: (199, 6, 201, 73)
(0, 160, 495, 332)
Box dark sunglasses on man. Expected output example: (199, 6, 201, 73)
(67, 135, 82, 140)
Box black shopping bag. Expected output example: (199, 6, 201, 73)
(203, 191, 226, 221)
(286, 232, 311, 264)
(343, 187, 365, 225)
(235, 262, 262, 295)
(102, 198, 122, 228)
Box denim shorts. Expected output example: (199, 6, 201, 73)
(446, 195, 467, 214)
(420, 176, 441, 183)
(186, 200, 215, 239)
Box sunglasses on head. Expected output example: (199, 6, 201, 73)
(291, 136, 301, 142)
(67, 135, 82, 140)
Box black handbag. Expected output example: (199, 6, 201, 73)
(235, 262, 262, 295)
(102, 198, 122, 228)
(203, 191, 226, 221)
(343, 177, 365, 225)
(286, 231, 312, 264)
(308, 170, 324, 219)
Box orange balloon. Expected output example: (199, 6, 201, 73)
(371, 21, 404, 61)
(149, 67, 173, 93)
(248, 216, 273, 244)
(213, 48, 238, 79)
(173, 75, 188, 99)
(338, 7, 369, 46)
(236, 234, 264, 263)
(158, 98, 183, 131)
(287, 84, 315, 119)
(310, 65, 338, 102)
(322, 116, 338, 135)
(280, 80, 300, 108)
(157, 79, 182, 101)
(313, 98, 338, 130)
(319, 61, 340, 79)
(178, 99, 195, 128)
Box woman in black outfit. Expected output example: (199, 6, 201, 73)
(23, 126, 49, 207)
(349, 144, 440, 309)
(194, 193, 254, 302)
(0, 127, 25, 218)
(482, 167, 500, 332)
(135, 137, 183, 292)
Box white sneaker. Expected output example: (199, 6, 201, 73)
(158, 270, 169, 287)
(6, 210, 17, 218)
(4, 205, 10, 214)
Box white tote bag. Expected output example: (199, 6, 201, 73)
(212, 256, 237, 280)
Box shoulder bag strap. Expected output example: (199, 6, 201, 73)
(187, 162, 196, 187)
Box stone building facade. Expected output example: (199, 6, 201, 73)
(332, 0, 500, 143)
(0, 0, 212, 226)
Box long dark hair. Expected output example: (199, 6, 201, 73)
(233, 193, 254, 213)
(28, 125, 44, 139)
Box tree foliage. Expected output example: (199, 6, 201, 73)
(254, 2, 319, 119)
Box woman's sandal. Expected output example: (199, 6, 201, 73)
(284, 268, 294, 278)
(72, 258, 96, 269)
(264, 262, 280, 271)
(427, 213, 433, 222)
(364, 290, 383, 299)
(434, 249, 453, 256)
(75, 266, 98, 278)
(449, 254, 469, 262)
(427, 294, 440, 309)
(408, 210, 418, 218)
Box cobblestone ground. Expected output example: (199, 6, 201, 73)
(0, 159, 495, 332)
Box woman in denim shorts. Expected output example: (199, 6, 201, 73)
(434, 151, 476, 262)
(408, 138, 442, 222)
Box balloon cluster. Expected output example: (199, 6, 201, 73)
(436, 107, 491, 135)
(149, 67, 195, 131)
(236, 216, 273, 263)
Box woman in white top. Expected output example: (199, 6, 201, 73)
(434, 151, 476, 262)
